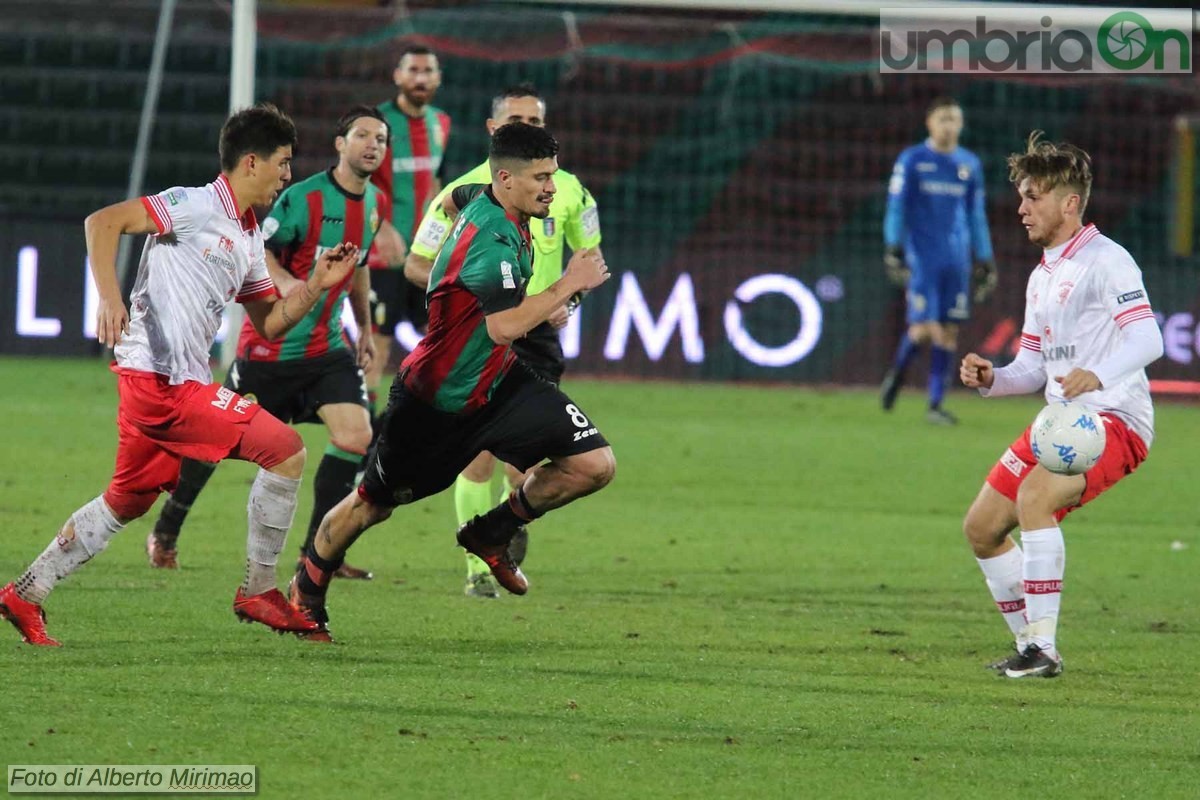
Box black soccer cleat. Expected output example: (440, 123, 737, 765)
(986, 645, 1022, 673)
(507, 524, 529, 567)
(1004, 644, 1063, 679)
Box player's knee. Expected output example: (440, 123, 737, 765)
(272, 446, 307, 480)
(962, 510, 995, 553)
(907, 324, 931, 344)
(576, 447, 616, 493)
(102, 488, 158, 523)
(330, 431, 371, 458)
(462, 451, 495, 482)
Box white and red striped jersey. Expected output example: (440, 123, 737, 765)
(114, 175, 275, 384)
(1015, 223, 1156, 445)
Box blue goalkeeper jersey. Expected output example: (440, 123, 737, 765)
(884, 140, 993, 274)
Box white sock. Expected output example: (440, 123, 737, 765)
(1020, 527, 1065, 653)
(976, 545, 1027, 644)
(16, 496, 124, 604)
(243, 470, 300, 596)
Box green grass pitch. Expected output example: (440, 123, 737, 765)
(0, 357, 1197, 798)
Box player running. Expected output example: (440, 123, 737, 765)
(0, 104, 359, 645)
(145, 105, 392, 580)
(959, 132, 1163, 678)
(289, 123, 614, 642)
(405, 83, 604, 598)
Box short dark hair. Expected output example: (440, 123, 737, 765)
(1008, 130, 1094, 215)
(489, 122, 558, 169)
(926, 96, 961, 117)
(491, 83, 543, 119)
(397, 44, 435, 67)
(219, 103, 297, 172)
(334, 105, 387, 140)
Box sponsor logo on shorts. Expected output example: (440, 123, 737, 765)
(1117, 289, 1145, 304)
(1001, 448, 1026, 478)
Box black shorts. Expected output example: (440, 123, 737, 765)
(360, 363, 610, 507)
(370, 268, 428, 335)
(513, 321, 566, 385)
(223, 350, 368, 425)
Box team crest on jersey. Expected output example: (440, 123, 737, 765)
(218, 235, 235, 253)
(1043, 326, 1053, 343)
(543, 217, 556, 237)
(369, 205, 380, 233)
(1056, 281, 1075, 305)
(958, 164, 971, 181)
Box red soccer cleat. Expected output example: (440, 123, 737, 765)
(146, 532, 179, 569)
(232, 588, 319, 633)
(456, 521, 529, 595)
(0, 582, 62, 647)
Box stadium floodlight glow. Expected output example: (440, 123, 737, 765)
(723, 273, 823, 367)
(604, 272, 705, 363)
(16, 247, 62, 337)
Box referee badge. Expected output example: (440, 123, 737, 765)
(543, 217, 556, 237)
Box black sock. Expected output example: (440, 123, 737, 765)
(154, 459, 218, 540)
(473, 489, 542, 545)
(295, 545, 344, 601)
(302, 453, 359, 553)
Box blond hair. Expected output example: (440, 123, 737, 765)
(1007, 131, 1093, 216)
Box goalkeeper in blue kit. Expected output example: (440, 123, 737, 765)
(881, 97, 996, 425)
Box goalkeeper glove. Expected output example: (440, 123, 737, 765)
(884, 245, 909, 286)
(972, 259, 998, 304)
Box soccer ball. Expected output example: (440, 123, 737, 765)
(1030, 400, 1107, 476)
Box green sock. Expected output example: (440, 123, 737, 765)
(456, 474, 494, 577)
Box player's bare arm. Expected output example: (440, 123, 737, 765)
(485, 248, 609, 345)
(349, 265, 375, 369)
(84, 198, 160, 347)
(403, 251, 433, 290)
(441, 191, 460, 220)
(374, 219, 407, 268)
(242, 242, 360, 340)
(1054, 368, 1101, 399)
(960, 352, 994, 389)
(265, 250, 305, 297)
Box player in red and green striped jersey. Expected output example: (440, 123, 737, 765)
(366, 45, 452, 420)
(289, 123, 614, 642)
(148, 106, 398, 581)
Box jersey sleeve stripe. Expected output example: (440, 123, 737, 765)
(1114, 303, 1152, 322)
(1115, 304, 1155, 328)
(1020, 333, 1041, 352)
(236, 279, 275, 303)
(141, 195, 172, 235)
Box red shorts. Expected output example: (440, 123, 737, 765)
(986, 412, 1149, 521)
(108, 368, 265, 497)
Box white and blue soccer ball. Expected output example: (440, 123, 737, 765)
(1030, 400, 1107, 476)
